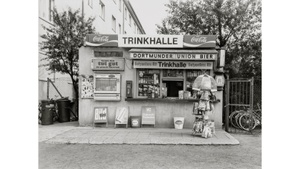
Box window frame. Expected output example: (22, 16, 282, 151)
(129, 14, 132, 26)
(88, 0, 93, 8)
(99, 0, 105, 20)
(112, 15, 116, 32)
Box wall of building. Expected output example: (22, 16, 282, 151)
(38, 0, 145, 101)
(78, 46, 223, 129)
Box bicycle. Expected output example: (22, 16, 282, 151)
(229, 104, 261, 131)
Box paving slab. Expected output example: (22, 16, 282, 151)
(39, 122, 239, 145)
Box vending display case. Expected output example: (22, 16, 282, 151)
(137, 69, 160, 98)
(94, 74, 121, 101)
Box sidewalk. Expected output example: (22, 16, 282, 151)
(39, 121, 239, 145)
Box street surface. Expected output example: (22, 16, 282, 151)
(39, 133, 261, 169)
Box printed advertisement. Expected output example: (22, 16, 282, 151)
(115, 107, 129, 124)
(133, 60, 213, 69)
(81, 75, 94, 99)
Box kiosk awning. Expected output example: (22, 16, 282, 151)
(129, 49, 218, 54)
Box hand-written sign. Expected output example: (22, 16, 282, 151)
(94, 107, 108, 123)
(115, 107, 129, 124)
(141, 106, 156, 125)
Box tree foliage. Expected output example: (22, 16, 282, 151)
(40, 8, 95, 100)
(156, 0, 261, 78)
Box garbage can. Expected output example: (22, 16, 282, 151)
(174, 117, 184, 129)
(57, 99, 71, 122)
(40, 100, 55, 125)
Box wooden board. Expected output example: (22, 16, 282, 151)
(141, 106, 156, 127)
(93, 107, 108, 128)
(115, 107, 129, 128)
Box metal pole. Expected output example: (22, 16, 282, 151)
(250, 77, 254, 110)
(225, 76, 230, 132)
(48, 78, 64, 98)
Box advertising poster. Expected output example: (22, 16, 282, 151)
(142, 106, 156, 125)
(115, 107, 129, 124)
(81, 75, 94, 99)
(94, 107, 108, 122)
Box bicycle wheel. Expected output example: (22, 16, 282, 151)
(229, 110, 241, 129)
(238, 113, 256, 131)
(235, 110, 246, 130)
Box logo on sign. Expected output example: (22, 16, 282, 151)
(93, 36, 109, 43)
(175, 120, 183, 125)
(191, 36, 207, 43)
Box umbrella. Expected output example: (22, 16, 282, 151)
(192, 74, 217, 92)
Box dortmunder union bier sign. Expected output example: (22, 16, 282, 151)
(118, 35, 183, 48)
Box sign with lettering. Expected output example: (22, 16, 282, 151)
(91, 58, 124, 70)
(183, 35, 217, 48)
(133, 60, 213, 69)
(118, 35, 183, 48)
(141, 106, 156, 126)
(115, 107, 129, 126)
(130, 52, 216, 60)
(94, 107, 108, 122)
(85, 34, 118, 47)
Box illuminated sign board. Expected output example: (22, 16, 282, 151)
(118, 35, 183, 48)
(133, 60, 213, 69)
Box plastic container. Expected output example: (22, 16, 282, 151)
(40, 100, 55, 125)
(174, 117, 184, 129)
(57, 99, 71, 122)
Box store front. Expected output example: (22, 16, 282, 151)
(79, 34, 225, 129)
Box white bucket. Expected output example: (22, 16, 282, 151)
(174, 117, 184, 129)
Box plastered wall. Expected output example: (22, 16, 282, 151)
(79, 46, 223, 129)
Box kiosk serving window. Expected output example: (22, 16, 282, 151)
(136, 69, 211, 99)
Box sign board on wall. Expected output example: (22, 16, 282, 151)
(115, 107, 129, 128)
(91, 58, 125, 71)
(183, 35, 217, 48)
(85, 34, 118, 47)
(133, 60, 213, 69)
(85, 34, 217, 49)
(130, 52, 216, 60)
(141, 106, 156, 126)
(118, 35, 183, 48)
(81, 75, 94, 99)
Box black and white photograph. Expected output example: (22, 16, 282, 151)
(2, 0, 300, 169)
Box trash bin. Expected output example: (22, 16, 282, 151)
(57, 99, 71, 122)
(174, 117, 184, 129)
(40, 100, 55, 125)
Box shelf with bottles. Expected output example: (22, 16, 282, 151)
(138, 84, 160, 98)
(137, 69, 160, 98)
